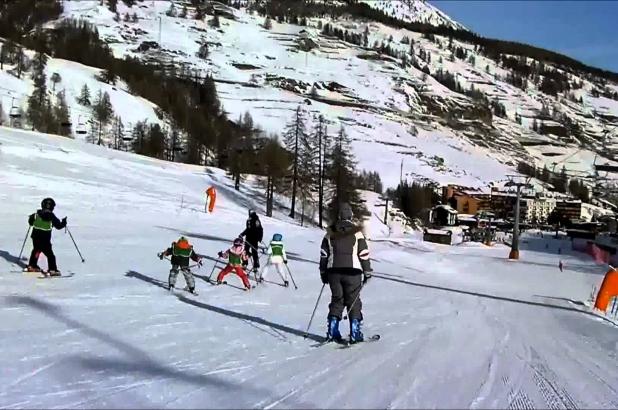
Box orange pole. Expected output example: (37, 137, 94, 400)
(594, 268, 618, 311)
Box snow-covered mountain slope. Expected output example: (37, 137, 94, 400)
(51, 0, 618, 190)
(1, 127, 618, 408)
(358, 0, 466, 30)
(0, 51, 162, 146)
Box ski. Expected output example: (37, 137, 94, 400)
(168, 286, 199, 296)
(212, 281, 254, 291)
(37, 272, 75, 279)
(338, 334, 381, 349)
(310, 337, 349, 348)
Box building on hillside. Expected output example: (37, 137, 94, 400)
(430, 204, 458, 226)
(442, 185, 482, 214)
(519, 195, 557, 224)
(555, 200, 583, 221)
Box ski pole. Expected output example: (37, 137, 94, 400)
(304, 284, 325, 338)
(285, 263, 298, 290)
(343, 282, 364, 321)
(208, 257, 223, 282)
(17, 226, 31, 262)
(66, 227, 85, 263)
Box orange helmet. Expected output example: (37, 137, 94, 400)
(176, 236, 191, 250)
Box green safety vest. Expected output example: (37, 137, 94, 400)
(228, 252, 242, 265)
(172, 242, 192, 258)
(270, 241, 285, 257)
(32, 214, 52, 231)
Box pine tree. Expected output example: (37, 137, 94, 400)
(54, 91, 71, 137)
(107, 0, 118, 13)
(166, 3, 176, 17)
(132, 120, 147, 154)
(50, 72, 61, 93)
(325, 126, 365, 222)
(147, 123, 166, 159)
(197, 42, 209, 59)
(283, 106, 307, 219)
(260, 136, 290, 217)
(314, 115, 329, 228)
(210, 13, 221, 28)
(26, 51, 49, 131)
(77, 84, 92, 106)
(112, 115, 124, 149)
(194, 6, 204, 20)
(179, 5, 188, 18)
(92, 90, 114, 145)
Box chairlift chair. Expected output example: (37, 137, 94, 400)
(9, 106, 21, 118)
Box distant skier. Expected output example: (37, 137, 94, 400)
(158, 236, 202, 294)
(26, 197, 67, 276)
(217, 237, 252, 290)
(319, 203, 372, 344)
(239, 209, 263, 273)
(559, 260, 564, 272)
(259, 233, 289, 286)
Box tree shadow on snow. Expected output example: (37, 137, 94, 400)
(2, 295, 314, 407)
(155, 227, 235, 247)
(0, 249, 28, 268)
(125, 270, 325, 342)
(372, 274, 616, 325)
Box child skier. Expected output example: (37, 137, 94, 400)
(216, 237, 252, 290)
(158, 236, 202, 294)
(259, 233, 289, 286)
(26, 197, 67, 276)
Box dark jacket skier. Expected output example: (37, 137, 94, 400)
(320, 202, 372, 343)
(240, 209, 263, 271)
(26, 197, 67, 275)
(158, 236, 202, 294)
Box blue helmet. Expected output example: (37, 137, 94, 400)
(272, 233, 283, 241)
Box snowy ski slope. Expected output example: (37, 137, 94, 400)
(1, 128, 617, 408)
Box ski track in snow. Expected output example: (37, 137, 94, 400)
(1, 128, 618, 408)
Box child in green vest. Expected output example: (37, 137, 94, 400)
(216, 237, 251, 290)
(26, 197, 67, 276)
(259, 233, 289, 286)
(158, 236, 202, 294)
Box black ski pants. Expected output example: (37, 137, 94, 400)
(28, 237, 57, 271)
(328, 273, 363, 321)
(244, 239, 260, 269)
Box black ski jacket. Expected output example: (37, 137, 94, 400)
(241, 216, 263, 242)
(28, 209, 66, 243)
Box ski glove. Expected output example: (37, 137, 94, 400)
(62, 217, 67, 225)
(284, 260, 288, 264)
(158, 252, 164, 260)
(217, 252, 224, 258)
(320, 271, 328, 284)
(363, 271, 372, 285)
(197, 259, 203, 267)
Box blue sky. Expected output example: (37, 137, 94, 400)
(430, 1, 618, 73)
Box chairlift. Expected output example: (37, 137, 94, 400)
(9, 106, 21, 119)
(75, 116, 88, 135)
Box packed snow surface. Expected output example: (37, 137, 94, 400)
(1, 128, 618, 408)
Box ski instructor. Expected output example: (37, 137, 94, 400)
(319, 202, 372, 344)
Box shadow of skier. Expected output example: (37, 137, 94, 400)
(125, 270, 325, 342)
